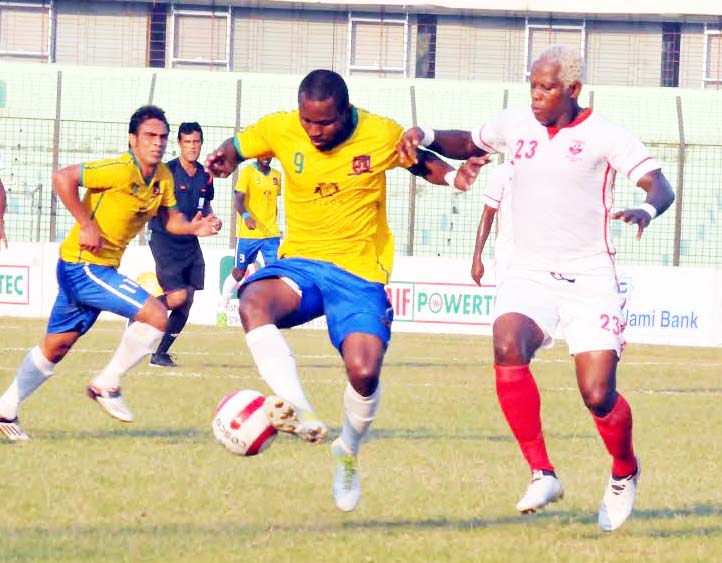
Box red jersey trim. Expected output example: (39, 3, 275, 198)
(627, 156, 653, 180)
(601, 163, 618, 275)
(474, 125, 501, 153)
(546, 107, 592, 140)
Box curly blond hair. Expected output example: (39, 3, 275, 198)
(533, 44, 584, 86)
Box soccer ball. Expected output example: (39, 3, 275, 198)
(212, 389, 277, 456)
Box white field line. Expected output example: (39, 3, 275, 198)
(0, 345, 720, 368)
(0, 348, 720, 396)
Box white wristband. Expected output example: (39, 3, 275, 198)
(638, 203, 658, 220)
(419, 126, 435, 147)
(444, 169, 458, 188)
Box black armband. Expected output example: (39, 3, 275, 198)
(408, 148, 432, 177)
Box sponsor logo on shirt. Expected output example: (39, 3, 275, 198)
(568, 140, 584, 156)
(315, 182, 340, 198)
(350, 155, 372, 175)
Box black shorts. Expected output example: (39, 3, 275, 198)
(149, 233, 206, 292)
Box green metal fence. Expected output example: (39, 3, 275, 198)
(1, 65, 720, 267)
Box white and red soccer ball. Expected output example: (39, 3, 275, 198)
(212, 389, 277, 456)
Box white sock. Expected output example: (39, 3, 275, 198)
(219, 275, 242, 310)
(340, 382, 381, 455)
(91, 322, 163, 390)
(0, 346, 55, 420)
(245, 324, 313, 412)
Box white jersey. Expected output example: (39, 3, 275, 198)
(482, 161, 514, 273)
(472, 108, 660, 273)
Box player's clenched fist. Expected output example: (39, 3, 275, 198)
(397, 127, 425, 166)
(455, 155, 491, 191)
(205, 139, 241, 178)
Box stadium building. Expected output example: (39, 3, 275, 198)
(1, 0, 722, 88)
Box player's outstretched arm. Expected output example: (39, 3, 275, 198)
(471, 205, 497, 286)
(53, 164, 102, 253)
(455, 156, 491, 191)
(407, 150, 489, 192)
(398, 127, 487, 165)
(611, 169, 675, 240)
(406, 149, 455, 188)
(205, 138, 243, 178)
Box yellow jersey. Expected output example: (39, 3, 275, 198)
(234, 107, 405, 284)
(59, 152, 176, 268)
(235, 162, 282, 239)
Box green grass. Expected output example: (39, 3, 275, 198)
(1, 318, 721, 562)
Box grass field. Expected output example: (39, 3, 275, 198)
(1, 317, 721, 562)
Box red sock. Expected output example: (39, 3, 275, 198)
(494, 364, 554, 473)
(592, 394, 638, 478)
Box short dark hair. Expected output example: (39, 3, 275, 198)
(178, 121, 203, 142)
(298, 69, 349, 112)
(129, 105, 169, 135)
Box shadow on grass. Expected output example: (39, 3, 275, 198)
(0, 426, 596, 445)
(4, 504, 721, 538)
(572, 504, 722, 539)
(0, 512, 583, 540)
(338, 503, 722, 537)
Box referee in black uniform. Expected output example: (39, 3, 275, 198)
(148, 122, 219, 367)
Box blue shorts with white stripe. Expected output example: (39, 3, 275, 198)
(47, 260, 151, 335)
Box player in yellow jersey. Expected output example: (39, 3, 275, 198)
(0, 105, 220, 441)
(206, 69, 480, 511)
(217, 156, 282, 327)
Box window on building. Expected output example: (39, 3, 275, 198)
(148, 2, 168, 68)
(0, 0, 51, 62)
(170, 6, 230, 70)
(525, 20, 586, 79)
(415, 15, 437, 79)
(661, 23, 681, 87)
(704, 26, 722, 85)
(348, 13, 408, 77)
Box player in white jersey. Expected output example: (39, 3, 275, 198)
(471, 160, 514, 286)
(398, 44, 675, 532)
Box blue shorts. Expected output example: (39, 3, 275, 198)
(47, 260, 152, 335)
(235, 237, 280, 270)
(242, 257, 393, 352)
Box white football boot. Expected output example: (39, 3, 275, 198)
(87, 385, 134, 423)
(264, 395, 328, 443)
(598, 458, 641, 532)
(0, 416, 30, 442)
(331, 438, 361, 512)
(515, 469, 564, 513)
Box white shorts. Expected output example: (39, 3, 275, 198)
(494, 268, 626, 356)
